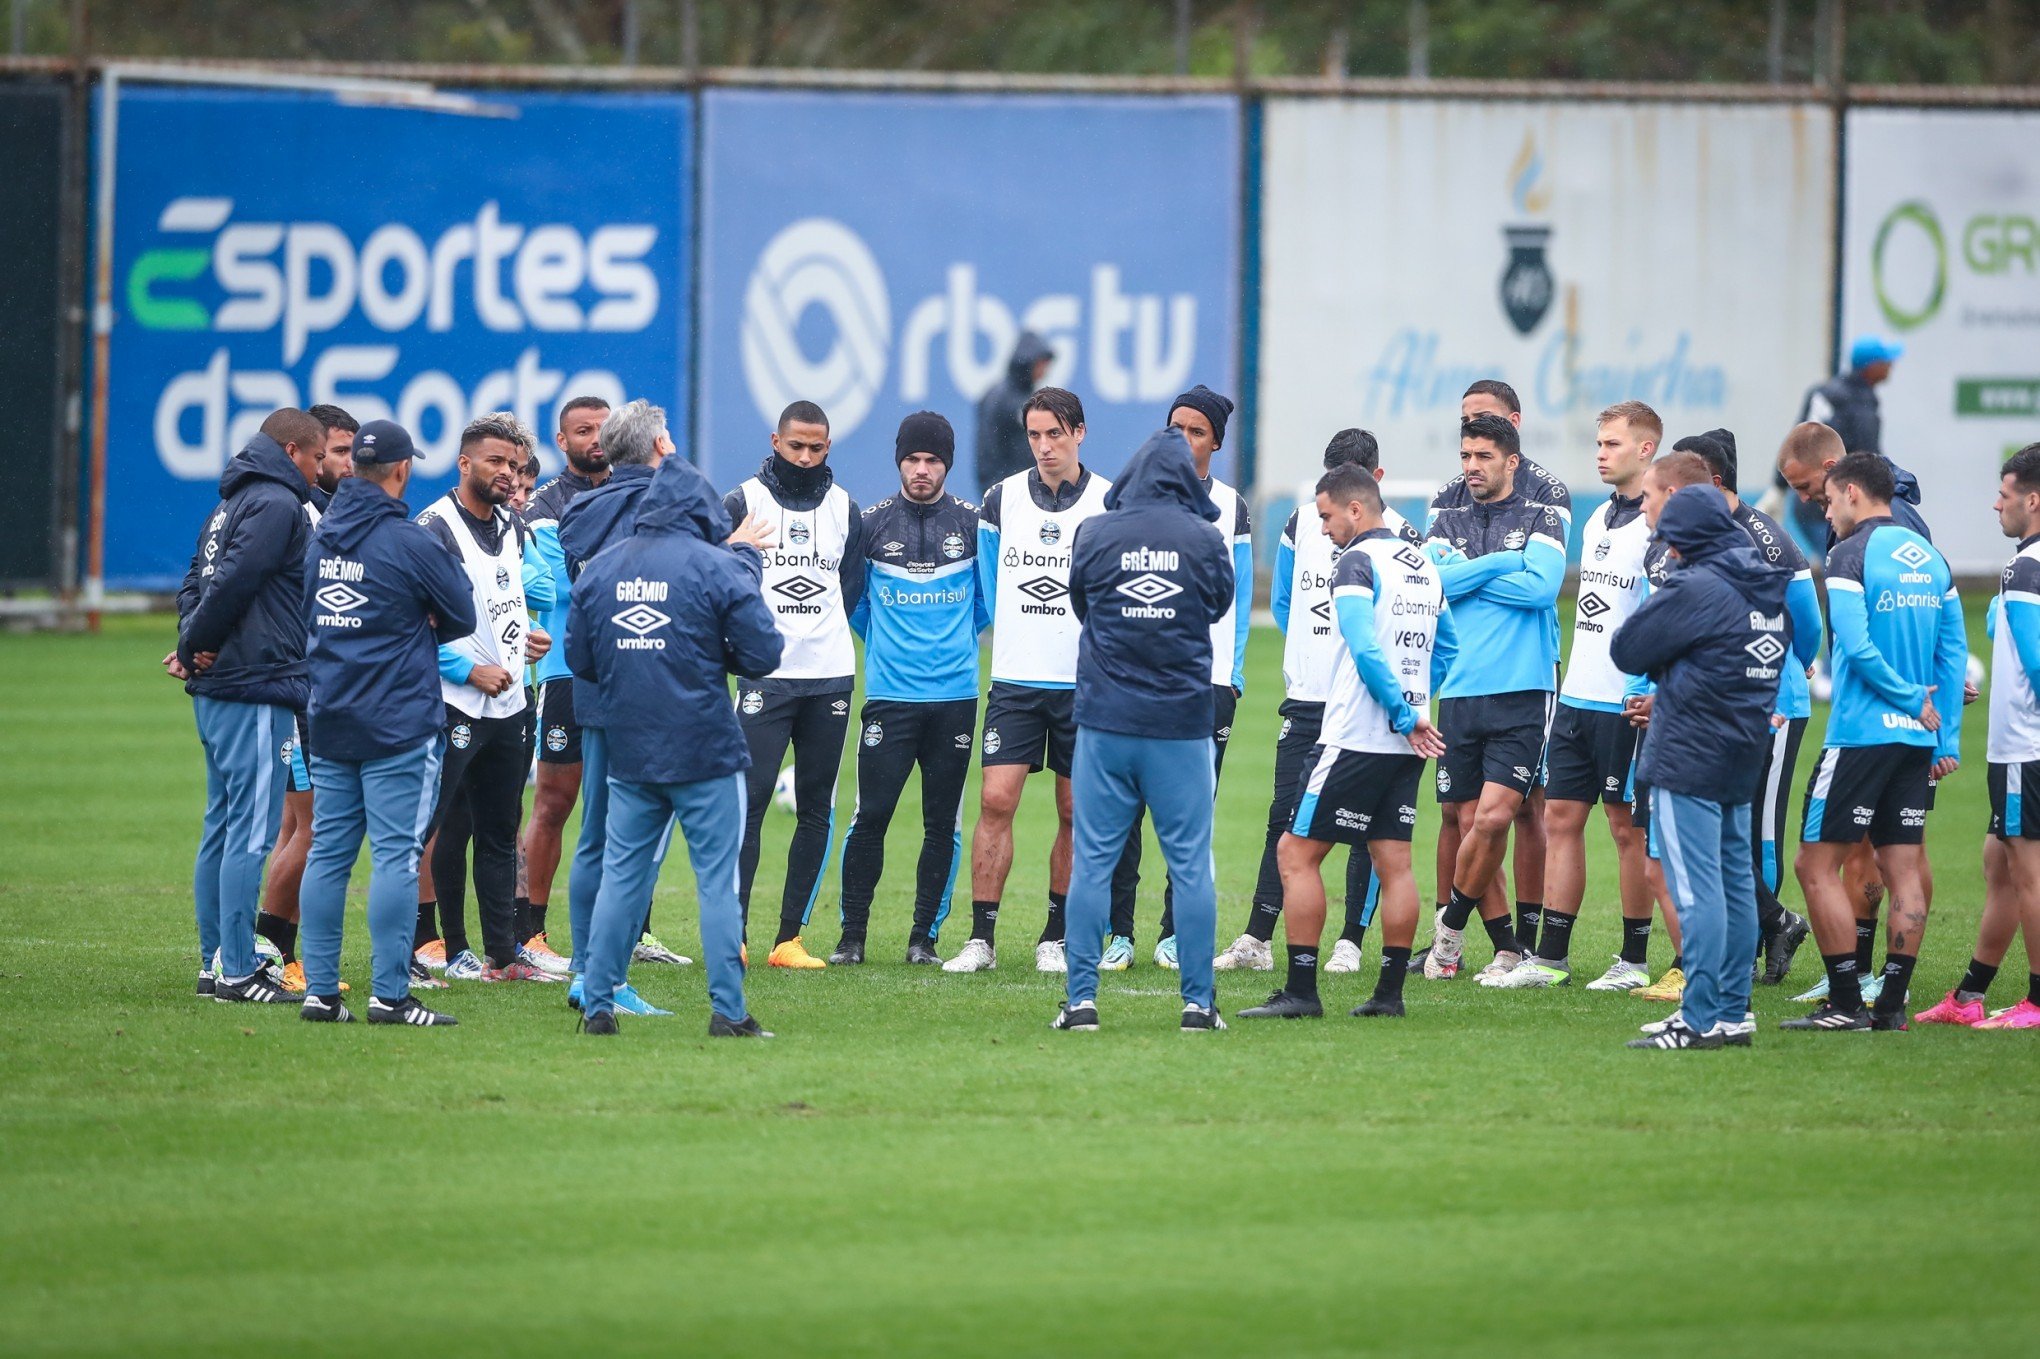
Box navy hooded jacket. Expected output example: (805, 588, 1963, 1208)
(566, 457, 782, 786)
(175, 432, 315, 709)
(557, 462, 658, 730)
(1612, 486, 1792, 804)
(302, 477, 478, 763)
(1067, 428, 1234, 740)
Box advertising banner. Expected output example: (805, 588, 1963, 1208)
(104, 86, 690, 585)
(698, 90, 1238, 503)
(1258, 99, 1834, 525)
(0, 83, 66, 585)
(1842, 108, 2040, 571)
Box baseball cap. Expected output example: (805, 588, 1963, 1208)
(352, 419, 419, 465)
(1848, 335, 1903, 371)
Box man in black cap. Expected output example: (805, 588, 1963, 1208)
(296, 420, 478, 1026)
(832, 411, 987, 964)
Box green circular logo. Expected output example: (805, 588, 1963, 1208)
(1872, 200, 1946, 331)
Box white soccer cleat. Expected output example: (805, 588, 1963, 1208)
(942, 938, 996, 973)
(1325, 939, 1364, 974)
(1424, 926, 1464, 980)
(1213, 934, 1274, 972)
(1585, 957, 1652, 992)
(1474, 951, 1523, 986)
(1035, 939, 1067, 973)
(1488, 955, 1569, 988)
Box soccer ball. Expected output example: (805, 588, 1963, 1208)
(773, 766, 798, 814)
(1967, 652, 1986, 693)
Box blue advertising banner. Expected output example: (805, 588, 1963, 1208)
(104, 86, 690, 585)
(698, 90, 1238, 505)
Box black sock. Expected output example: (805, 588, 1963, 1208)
(256, 912, 298, 964)
(1620, 917, 1652, 965)
(2029, 973, 2040, 1007)
(973, 900, 1000, 944)
(1957, 957, 1999, 1000)
(1854, 919, 1877, 975)
(1038, 892, 1066, 945)
(1286, 943, 1319, 1000)
(1671, 952, 1684, 971)
(1824, 951, 1863, 1011)
(513, 896, 532, 944)
(1483, 913, 1522, 955)
(1340, 918, 1369, 950)
(1441, 887, 1480, 931)
(1515, 901, 1543, 951)
(1755, 894, 1785, 935)
(1375, 946, 1410, 1001)
(529, 903, 548, 937)
(1535, 909, 1576, 963)
(1247, 899, 1281, 943)
(1874, 953, 1916, 1014)
(414, 901, 438, 948)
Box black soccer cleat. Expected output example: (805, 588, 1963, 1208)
(1238, 990, 1323, 1020)
(1406, 946, 1431, 973)
(708, 1013, 774, 1038)
(579, 1010, 619, 1036)
(1351, 995, 1406, 1018)
(195, 969, 216, 998)
(1869, 1009, 1910, 1032)
(904, 941, 942, 966)
(1627, 1021, 1726, 1050)
(298, 992, 355, 1023)
(828, 938, 866, 966)
(214, 971, 296, 1005)
(1050, 1000, 1100, 1031)
(1761, 911, 1811, 985)
(1779, 1003, 1871, 1032)
(366, 995, 458, 1027)
(1180, 1004, 1227, 1031)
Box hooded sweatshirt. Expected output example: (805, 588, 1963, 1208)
(302, 477, 479, 762)
(566, 457, 783, 786)
(973, 330, 1054, 496)
(175, 432, 315, 709)
(1611, 485, 1792, 803)
(1067, 429, 1235, 740)
(559, 462, 659, 729)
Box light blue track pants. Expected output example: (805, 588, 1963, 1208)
(191, 697, 291, 979)
(1654, 790, 1758, 1036)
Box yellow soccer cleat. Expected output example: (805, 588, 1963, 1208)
(767, 938, 828, 970)
(1632, 966, 1686, 1004)
(280, 960, 347, 993)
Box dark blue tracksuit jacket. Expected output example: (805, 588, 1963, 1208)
(1067, 429, 1235, 741)
(558, 463, 659, 730)
(176, 433, 315, 710)
(1612, 486, 1792, 805)
(302, 478, 479, 763)
(566, 457, 783, 787)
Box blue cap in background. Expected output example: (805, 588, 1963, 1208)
(1848, 334, 1904, 371)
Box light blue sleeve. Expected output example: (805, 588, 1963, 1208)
(1270, 538, 1294, 634)
(527, 520, 567, 614)
(437, 644, 474, 685)
(976, 521, 1000, 629)
(1231, 538, 1253, 691)
(848, 571, 872, 641)
(1430, 604, 1459, 692)
(1786, 572, 1822, 670)
(1935, 587, 1968, 761)
(1335, 590, 1417, 735)
(1435, 551, 1521, 601)
(1828, 583, 1929, 715)
(1479, 538, 1566, 609)
(1987, 596, 2001, 640)
(2006, 597, 2040, 684)
(521, 550, 556, 613)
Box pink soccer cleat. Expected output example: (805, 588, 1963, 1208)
(1913, 991, 1987, 1026)
(1974, 999, 2040, 1030)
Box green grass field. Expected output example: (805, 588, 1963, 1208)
(3, 611, 2037, 1357)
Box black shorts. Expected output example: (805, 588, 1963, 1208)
(1544, 704, 1639, 805)
(1435, 690, 1553, 804)
(286, 710, 312, 795)
(1802, 744, 1932, 847)
(1291, 746, 1423, 846)
(535, 678, 582, 765)
(1989, 760, 2040, 840)
(982, 682, 1077, 777)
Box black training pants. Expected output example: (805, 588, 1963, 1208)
(738, 688, 851, 945)
(839, 698, 976, 946)
(426, 705, 527, 968)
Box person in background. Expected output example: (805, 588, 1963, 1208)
(974, 331, 1054, 498)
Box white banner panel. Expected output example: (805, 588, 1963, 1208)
(1842, 108, 2040, 572)
(1258, 100, 1834, 523)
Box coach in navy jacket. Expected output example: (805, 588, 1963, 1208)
(558, 460, 659, 731)
(567, 456, 783, 1031)
(1058, 429, 1234, 1029)
(1611, 484, 1790, 1048)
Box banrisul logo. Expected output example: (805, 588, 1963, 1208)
(129, 197, 658, 479)
(740, 216, 1197, 441)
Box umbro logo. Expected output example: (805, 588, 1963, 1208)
(315, 583, 367, 614)
(1745, 634, 1787, 666)
(1309, 600, 1332, 623)
(1017, 575, 1067, 603)
(612, 604, 669, 635)
(772, 576, 827, 604)
(1116, 573, 1183, 605)
(1577, 592, 1609, 620)
(1392, 546, 1427, 571)
(881, 541, 904, 554)
(1890, 541, 1932, 570)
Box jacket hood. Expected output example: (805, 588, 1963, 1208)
(559, 463, 657, 565)
(218, 431, 310, 503)
(316, 476, 406, 553)
(1659, 485, 1787, 610)
(1890, 459, 1922, 507)
(1007, 330, 1053, 383)
(1103, 428, 1220, 521)
(634, 456, 732, 543)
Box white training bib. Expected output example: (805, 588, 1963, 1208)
(1560, 496, 1654, 710)
(1321, 532, 1444, 755)
(1283, 504, 1413, 704)
(990, 469, 1111, 686)
(1207, 476, 1247, 688)
(420, 492, 528, 722)
(1989, 539, 2040, 764)
(740, 478, 855, 681)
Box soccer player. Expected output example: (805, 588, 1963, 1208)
(296, 420, 477, 1027)
(568, 456, 784, 1038)
(1427, 379, 1570, 955)
(1239, 463, 1451, 1020)
(1612, 485, 1791, 1049)
(308, 403, 358, 507)
(1218, 428, 1421, 974)
(173, 407, 323, 1004)
(1784, 453, 1965, 1033)
(1053, 428, 1234, 1032)
(519, 395, 611, 965)
(835, 412, 985, 965)
(415, 415, 551, 984)
(1422, 413, 1566, 981)
(1495, 401, 1659, 990)
(945, 387, 1112, 975)
(724, 401, 865, 970)
(1917, 445, 2040, 1029)
(1109, 385, 1253, 971)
